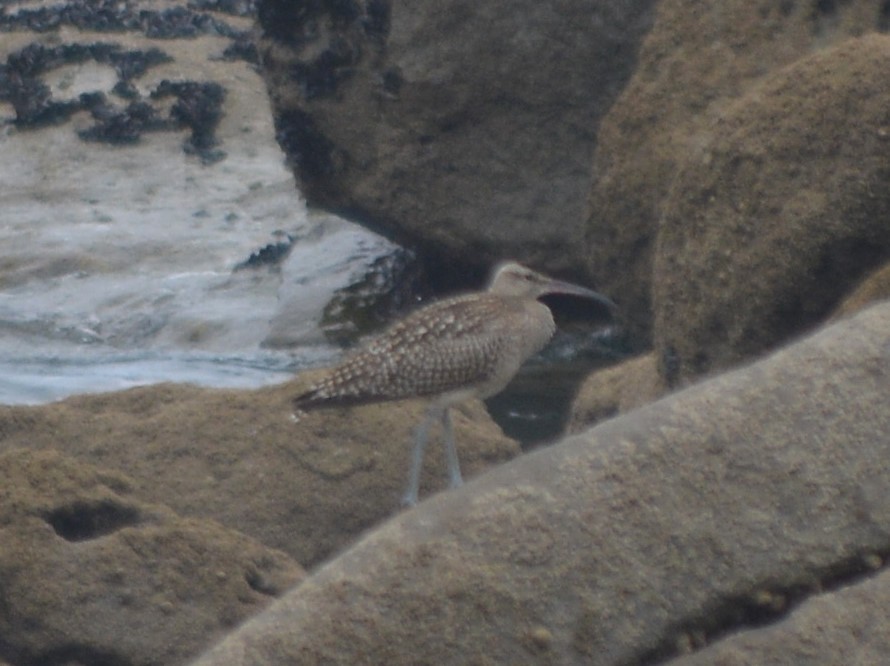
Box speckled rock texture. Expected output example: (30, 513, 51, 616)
(569, 4, 890, 434)
(586, 0, 890, 344)
(653, 34, 890, 387)
(0, 448, 303, 666)
(0, 378, 518, 569)
(194, 303, 890, 665)
(566, 351, 658, 434)
(257, 0, 656, 273)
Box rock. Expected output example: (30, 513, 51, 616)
(0, 448, 303, 666)
(258, 0, 656, 272)
(666, 567, 890, 665)
(653, 35, 890, 386)
(194, 303, 890, 665)
(585, 0, 890, 342)
(830, 262, 890, 320)
(0, 378, 519, 567)
(566, 351, 659, 433)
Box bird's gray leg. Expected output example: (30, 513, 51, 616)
(402, 405, 441, 507)
(442, 407, 463, 489)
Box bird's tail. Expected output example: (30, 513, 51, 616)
(292, 387, 328, 412)
(292, 385, 379, 412)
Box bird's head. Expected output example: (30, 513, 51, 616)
(487, 261, 616, 311)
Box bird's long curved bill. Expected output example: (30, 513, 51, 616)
(545, 279, 617, 311)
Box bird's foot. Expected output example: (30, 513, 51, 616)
(447, 473, 463, 490)
(400, 491, 419, 508)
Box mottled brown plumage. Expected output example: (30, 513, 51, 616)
(295, 293, 556, 409)
(293, 262, 614, 506)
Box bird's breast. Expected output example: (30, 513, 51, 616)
(469, 299, 555, 399)
(514, 300, 557, 359)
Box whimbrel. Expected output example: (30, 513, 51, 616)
(293, 261, 615, 506)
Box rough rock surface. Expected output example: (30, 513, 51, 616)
(585, 0, 890, 342)
(258, 0, 656, 272)
(0, 377, 518, 567)
(831, 262, 890, 321)
(194, 303, 890, 665)
(666, 567, 890, 665)
(0, 448, 303, 666)
(653, 35, 890, 386)
(566, 351, 658, 433)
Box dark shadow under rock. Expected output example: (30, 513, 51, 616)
(665, 566, 890, 665)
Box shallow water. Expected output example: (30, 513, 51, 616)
(0, 206, 400, 405)
(0, 119, 402, 405)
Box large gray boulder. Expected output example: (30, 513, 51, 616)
(258, 0, 656, 272)
(194, 303, 890, 664)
